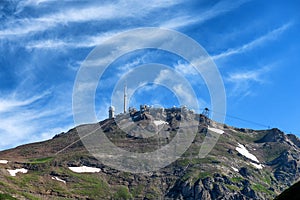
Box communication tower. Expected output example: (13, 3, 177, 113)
(124, 84, 127, 113)
(202, 107, 210, 118)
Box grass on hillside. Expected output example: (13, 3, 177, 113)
(27, 157, 54, 164)
(0, 193, 17, 200)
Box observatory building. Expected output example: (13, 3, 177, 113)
(109, 106, 115, 119)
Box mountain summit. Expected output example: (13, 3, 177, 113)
(0, 107, 299, 199)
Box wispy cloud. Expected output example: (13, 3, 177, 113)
(1, 0, 183, 39)
(174, 61, 198, 76)
(15, 0, 54, 13)
(226, 65, 271, 97)
(227, 68, 267, 83)
(212, 22, 292, 60)
(154, 69, 201, 109)
(0, 89, 73, 150)
(160, 0, 251, 29)
(4, 0, 250, 50)
(17, 0, 53, 7)
(25, 30, 125, 49)
(160, 16, 199, 30)
(0, 92, 49, 112)
(26, 39, 68, 49)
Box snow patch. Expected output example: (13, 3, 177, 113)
(208, 126, 224, 134)
(68, 166, 101, 173)
(52, 176, 66, 184)
(0, 160, 8, 164)
(235, 143, 260, 163)
(250, 162, 264, 169)
(231, 167, 239, 172)
(153, 120, 168, 126)
(7, 168, 28, 176)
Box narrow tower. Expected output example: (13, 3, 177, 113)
(124, 83, 127, 113)
(109, 106, 115, 119)
(202, 107, 210, 118)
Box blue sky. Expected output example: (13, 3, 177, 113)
(0, 0, 299, 150)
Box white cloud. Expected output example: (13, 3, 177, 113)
(227, 66, 270, 83)
(160, 0, 251, 29)
(212, 22, 292, 60)
(18, 0, 53, 7)
(0, 92, 48, 112)
(209, 22, 291, 99)
(0, 20, 53, 39)
(172, 84, 196, 106)
(115, 54, 149, 78)
(15, 0, 53, 13)
(19, 0, 255, 50)
(153, 69, 201, 110)
(228, 70, 261, 83)
(160, 16, 199, 30)
(154, 69, 174, 84)
(75, 82, 97, 93)
(174, 61, 198, 76)
(1, 0, 183, 39)
(26, 31, 121, 49)
(0, 90, 73, 150)
(226, 66, 271, 97)
(26, 25, 173, 50)
(26, 39, 67, 49)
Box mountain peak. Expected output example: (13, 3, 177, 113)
(0, 109, 299, 199)
(255, 128, 286, 143)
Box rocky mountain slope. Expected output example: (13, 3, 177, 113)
(0, 107, 299, 199)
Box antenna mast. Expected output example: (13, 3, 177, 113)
(202, 107, 210, 118)
(124, 83, 127, 113)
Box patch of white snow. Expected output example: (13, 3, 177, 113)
(231, 167, 239, 172)
(0, 160, 8, 164)
(153, 120, 168, 126)
(68, 166, 101, 173)
(7, 168, 28, 176)
(208, 126, 224, 134)
(250, 162, 264, 169)
(235, 143, 259, 163)
(52, 176, 66, 184)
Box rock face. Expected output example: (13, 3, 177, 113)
(0, 107, 299, 200)
(286, 134, 300, 148)
(167, 174, 261, 200)
(255, 128, 286, 143)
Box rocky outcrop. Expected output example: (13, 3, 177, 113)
(166, 174, 265, 200)
(256, 128, 286, 143)
(269, 151, 300, 186)
(287, 134, 300, 148)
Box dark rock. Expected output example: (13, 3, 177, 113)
(256, 128, 286, 143)
(181, 181, 194, 198)
(241, 185, 257, 199)
(287, 134, 300, 148)
(210, 183, 225, 199)
(202, 177, 213, 190)
(228, 149, 234, 154)
(239, 167, 250, 178)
